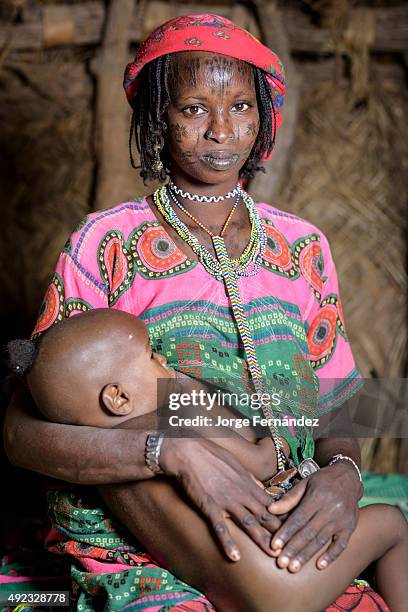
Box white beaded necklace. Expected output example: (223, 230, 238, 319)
(168, 181, 240, 204)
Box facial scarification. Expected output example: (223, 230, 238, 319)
(246, 121, 258, 137)
(164, 52, 260, 182)
(169, 123, 189, 143)
(168, 54, 254, 102)
(207, 57, 233, 96)
(168, 57, 198, 99)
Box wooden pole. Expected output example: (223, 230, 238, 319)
(93, 0, 142, 210)
(249, 0, 301, 202)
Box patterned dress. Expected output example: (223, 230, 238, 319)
(32, 198, 387, 611)
(33, 198, 361, 426)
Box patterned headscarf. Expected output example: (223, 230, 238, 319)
(123, 14, 286, 155)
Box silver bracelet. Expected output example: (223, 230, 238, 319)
(328, 454, 362, 482)
(145, 432, 165, 475)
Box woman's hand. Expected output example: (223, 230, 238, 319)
(267, 461, 362, 572)
(160, 435, 282, 562)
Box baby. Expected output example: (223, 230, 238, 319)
(8, 308, 284, 483)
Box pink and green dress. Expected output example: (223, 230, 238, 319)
(33, 197, 361, 456)
(28, 198, 385, 611)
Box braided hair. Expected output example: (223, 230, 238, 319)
(129, 53, 276, 184)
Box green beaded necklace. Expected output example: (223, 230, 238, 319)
(154, 185, 289, 475)
(153, 185, 266, 280)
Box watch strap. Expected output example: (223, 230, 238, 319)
(145, 432, 165, 475)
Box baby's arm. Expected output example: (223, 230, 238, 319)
(186, 403, 279, 482)
(169, 372, 285, 481)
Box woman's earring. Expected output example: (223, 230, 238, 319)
(152, 140, 164, 173)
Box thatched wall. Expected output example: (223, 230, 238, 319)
(0, 50, 94, 331)
(0, 0, 407, 473)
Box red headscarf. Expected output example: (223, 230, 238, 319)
(124, 14, 286, 157)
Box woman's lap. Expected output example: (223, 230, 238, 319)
(44, 482, 390, 611)
(98, 479, 392, 612)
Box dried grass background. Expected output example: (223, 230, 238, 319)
(0, 50, 94, 330)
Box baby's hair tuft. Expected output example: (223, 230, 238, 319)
(7, 339, 38, 377)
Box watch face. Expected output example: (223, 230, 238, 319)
(299, 458, 320, 478)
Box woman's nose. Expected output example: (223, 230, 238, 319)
(204, 114, 234, 144)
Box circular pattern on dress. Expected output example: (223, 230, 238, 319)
(32, 275, 64, 336)
(307, 304, 337, 360)
(299, 242, 323, 296)
(263, 224, 292, 269)
(151, 236, 177, 259)
(137, 226, 187, 272)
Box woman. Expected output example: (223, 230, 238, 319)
(5, 14, 404, 611)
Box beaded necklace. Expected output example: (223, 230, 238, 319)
(155, 185, 266, 280)
(170, 190, 241, 237)
(154, 185, 288, 474)
(168, 181, 240, 203)
(168, 187, 261, 276)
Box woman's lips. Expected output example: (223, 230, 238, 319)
(200, 152, 240, 170)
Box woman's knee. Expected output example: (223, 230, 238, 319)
(384, 504, 408, 543)
(363, 503, 408, 541)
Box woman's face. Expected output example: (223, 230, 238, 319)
(166, 51, 260, 186)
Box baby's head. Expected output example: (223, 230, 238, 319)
(8, 309, 175, 427)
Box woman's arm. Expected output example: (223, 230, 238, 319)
(268, 230, 366, 572)
(4, 383, 283, 561)
(4, 383, 156, 483)
(121, 406, 280, 485)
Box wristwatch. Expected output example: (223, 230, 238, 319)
(298, 457, 320, 478)
(145, 432, 165, 475)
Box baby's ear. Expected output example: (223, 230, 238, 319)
(101, 384, 133, 416)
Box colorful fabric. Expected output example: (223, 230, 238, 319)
(325, 582, 390, 611)
(359, 472, 408, 519)
(2, 473, 406, 610)
(44, 489, 214, 611)
(43, 488, 388, 612)
(123, 13, 285, 158)
(0, 519, 70, 612)
(32, 198, 361, 464)
(159, 334, 318, 464)
(28, 197, 367, 609)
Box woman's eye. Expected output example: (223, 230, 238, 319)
(233, 102, 251, 112)
(183, 105, 205, 116)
